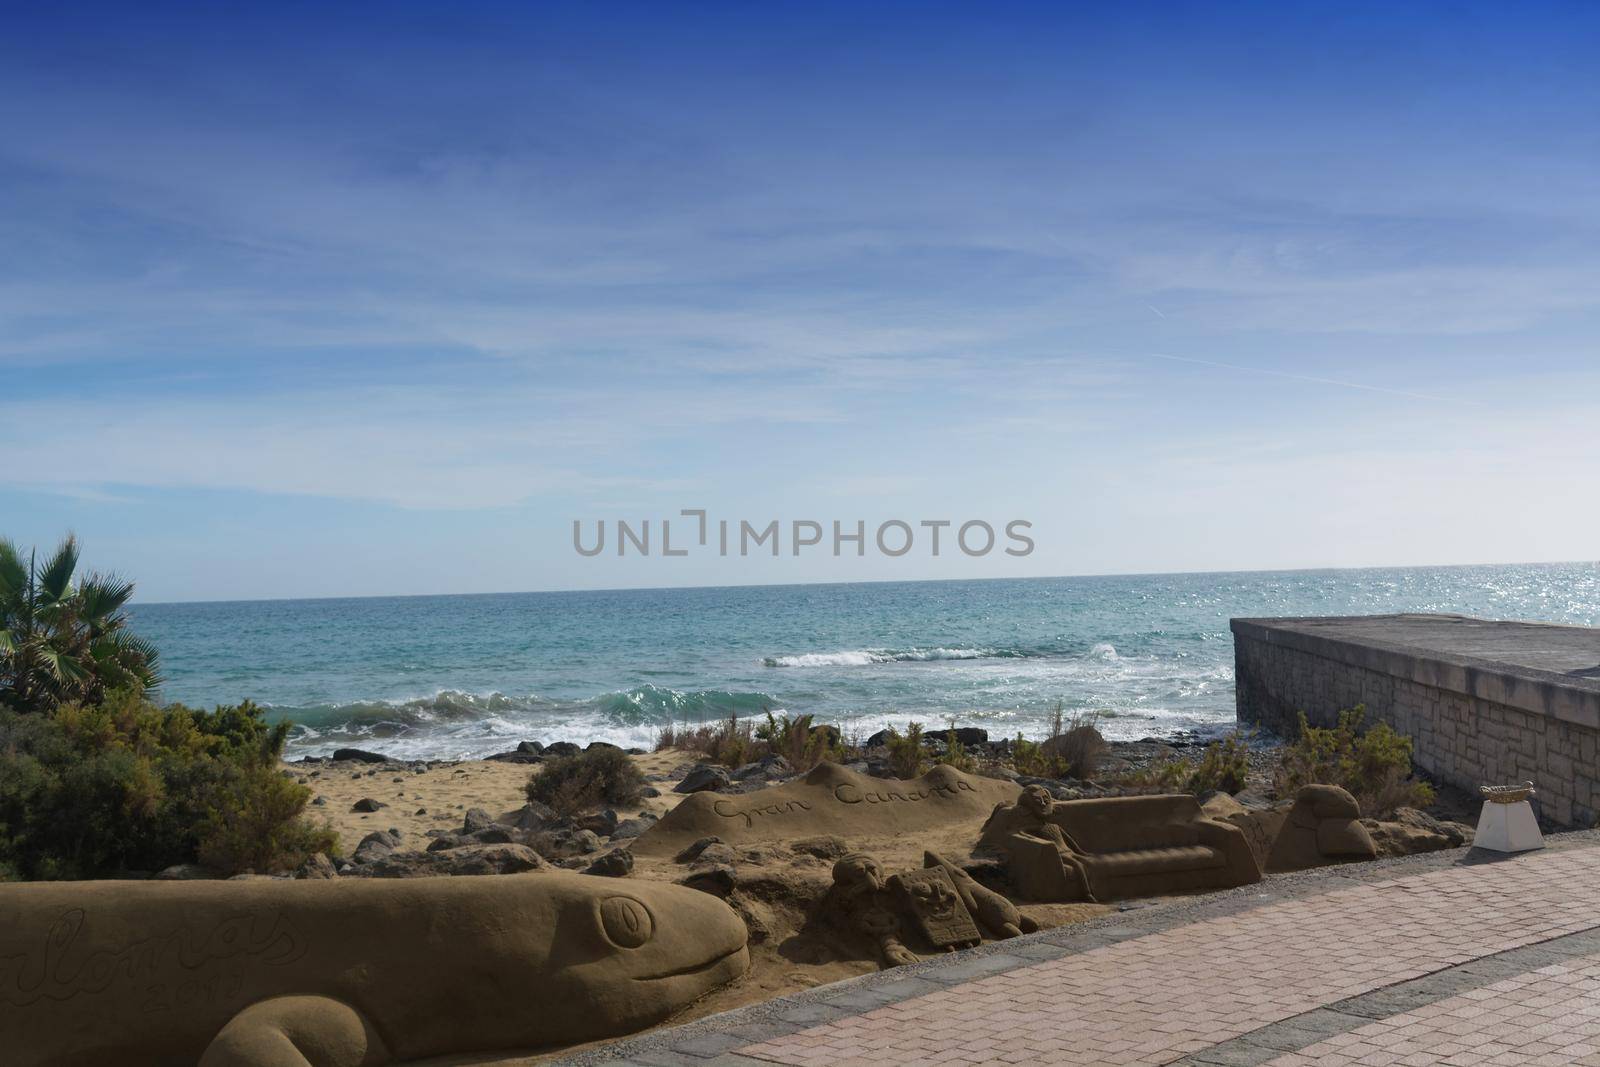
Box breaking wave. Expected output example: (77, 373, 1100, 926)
(273, 684, 784, 760)
(761, 646, 1032, 668)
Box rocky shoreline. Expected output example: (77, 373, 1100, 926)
(271, 726, 1473, 886)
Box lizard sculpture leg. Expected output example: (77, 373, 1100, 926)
(200, 995, 390, 1067)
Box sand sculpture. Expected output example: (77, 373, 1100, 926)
(979, 786, 1261, 900)
(1266, 783, 1377, 872)
(830, 852, 920, 967)
(0, 871, 749, 1066)
(826, 851, 1036, 969)
(923, 850, 1035, 940)
(890, 867, 981, 950)
(632, 761, 1021, 855)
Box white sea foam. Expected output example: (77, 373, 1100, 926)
(762, 647, 1010, 667)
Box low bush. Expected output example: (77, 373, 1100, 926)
(528, 746, 646, 816)
(655, 713, 757, 766)
(657, 710, 849, 771)
(1275, 706, 1433, 816)
(1016, 707, 1107, 780)
(1111, 758, 1190, 792)
(937, 727, 976, 772)
(755, 712, 845, 772)
(1109, 734, 1252, 796)
(883, 722, 926, 779)
(0, 689, 336, 880)
(1185, 733, 1252, 795)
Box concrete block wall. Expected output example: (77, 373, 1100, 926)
(1233, 618, 1600, 829)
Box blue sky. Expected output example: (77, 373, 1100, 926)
(3, 2, 1598, 602)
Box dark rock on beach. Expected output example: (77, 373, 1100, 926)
(610, 814, 657, 840)
(578, 808, 619, 836)
(674, 836, 724, 863)
(503, 800, 559, 831)
(679, 863, 736, 897)
(530, 828, 603, 860)
(352, 797, 387, 812)
(296, 852, 338, 879)
(675, 763, 733, 794)
(155, 863, 214, 880)
(733, 754, 792, 782)
(352, 829, 402, 864)
(585, 848, 634, 877)
(350, 843, 547, 878)
(543, 741, 582, 758)
(864, 725, 987, 749)
(332, 748, 390, 764)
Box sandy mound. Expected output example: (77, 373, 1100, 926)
(632, 761, 1021, 856)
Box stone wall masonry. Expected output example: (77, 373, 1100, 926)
(1233, 615, 1600, 829)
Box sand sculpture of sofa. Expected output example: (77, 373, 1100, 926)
(984, 792, 1262, 901)
(0, 870, 750, 1067)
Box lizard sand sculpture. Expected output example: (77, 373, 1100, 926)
(1, 871, 750, 1066)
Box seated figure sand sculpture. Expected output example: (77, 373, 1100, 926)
(0, 871, 749, 1067)
(1266, 783, 1377, 872)
(979, 786, 1260, 901)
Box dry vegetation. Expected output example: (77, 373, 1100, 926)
(526, 747, 646, 815)
(656, 711, 847, 773)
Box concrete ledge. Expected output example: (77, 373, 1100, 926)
(1231, 614, 1600, 728)
(1233, 613, 1600, 826)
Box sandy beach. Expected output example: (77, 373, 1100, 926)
(292, 751, 688, 847)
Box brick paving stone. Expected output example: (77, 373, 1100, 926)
(738, 848, 1600, 1067)
(1259, 952, 1600, 1066)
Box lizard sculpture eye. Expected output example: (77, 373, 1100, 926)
(599, 896, 654, 948)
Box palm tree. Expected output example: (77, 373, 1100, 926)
(0, 535, 162, 713)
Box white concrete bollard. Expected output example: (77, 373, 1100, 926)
(1475, 782, 1544, 853)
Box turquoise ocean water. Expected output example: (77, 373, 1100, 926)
(129, 564, 1600, 760)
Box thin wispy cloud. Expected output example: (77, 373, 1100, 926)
(1, 4, 1597, 598)
(1148, 354, 1488, 407)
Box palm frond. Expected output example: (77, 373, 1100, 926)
(0, 540, 27, 606)
(110, 630, 163, 689)
(0, 627, 14, 654)
(77, 572, 137, 623)
(36, 535, 80, 605)
(39, 648, 91, 684)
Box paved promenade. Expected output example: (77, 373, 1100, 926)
(564, 833, 1600, 1067)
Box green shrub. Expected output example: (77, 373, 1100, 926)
(656, 712, 755, 766)
(0, 689, 335, 880)
(883, 722, 926, 779)
(1275, 706, 1433, 817)
(1044, 716, 1107, 780)
(528, 747, 645, 815)
(1186, 734, 1252, 795)
(1010, 735, 1055, 777)
(756, 712, 844, 771)
(196, 762, 339, 875)
(1112, 758, 1190, 791)
(659, 710, 848, 771)
(937, 727, 976, 772)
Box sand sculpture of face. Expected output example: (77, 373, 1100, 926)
(1020, 784, 1055, 818)
(832, 852, 888, 894)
